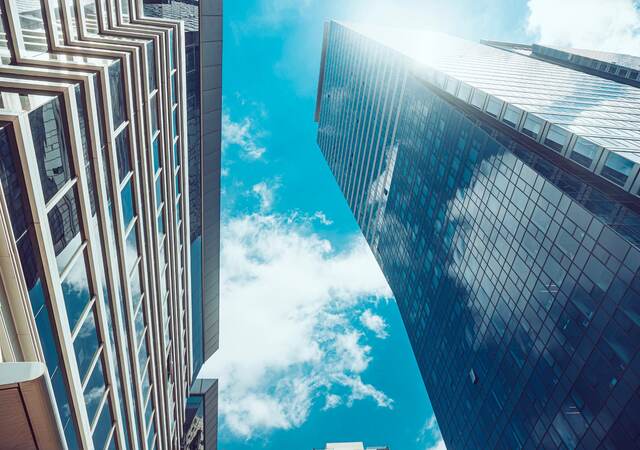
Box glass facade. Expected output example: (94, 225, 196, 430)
(317, 22, 640, 449)
(0, 0, 220, 449)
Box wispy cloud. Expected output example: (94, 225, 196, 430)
(202, 211, 393, 439)
(360, 309, 389, 339)
(251, 180, 279, 211)
(418, 415, 447, 450)
(526, 0, 640, 54)
(222, 111, 267, 160)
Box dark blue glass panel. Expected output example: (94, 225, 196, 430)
(50, 368, 72, 424)
(0, 123, 30, 239)
(155, 176, 162, 209)
(73, 307, 99, 381)
(150, 94, 159, 135)
(116, 127, 131, 182)
(125, 226, 139, 275)
(48, 186, 82, 272)
(92, 402, 113, 450)
(29, 96, 74, 202)
(146, 41, 157, 93)
(152, 137, 160, 173)
(109, 61, 126, 129)
(190, 237, 203, 377)
(64, 422, 80, 450)
(120, 179, 135, 228)
(35, 302, 59, 371)
(61, 252, 91, 332)
(172, 108, 177, 140)
(84, 356, 106, 422)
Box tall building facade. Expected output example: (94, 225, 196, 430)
(316, 22, 640, 449)
(0, 0, 220, 449)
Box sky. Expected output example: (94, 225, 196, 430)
(200, 1, 640, 449)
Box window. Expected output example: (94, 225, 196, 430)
(502, 105, 521, 128)
(30, 96, 74, 202)
(84, 356, 107, 421)
(125, 226, 139, 274)
(485, 97, 503, 117)
(73, 306, 99, 380)
(146, 41, 157, 93)
(152, 137, 161, 173)
(457, 84, 471, 102)
(601, 152, 634, 186)
(445, 78, 458, 96)
(108, 61, 126, 129)
(121, 179, 135, 227)
(92, 402, 114, 450)
(471, 90, 486, 109)
(544, 125, 568, 152)
(62, 252, 92, 333)
(569, 138, 599, 168)
(150, 93, 159, 135)
(48, 187, 82, 272)
(115, 127, 131, 181)
(522, 115, 542, 139)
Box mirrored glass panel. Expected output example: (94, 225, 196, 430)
(62, 251, 92, 332)
(84, 356, 106, 422)
(48, 187, 82, 272)
(73, 306, 99, 380)
(121, 178, 135, 227)
(30, 96, 74, 202)
(109, 61, 126, 129)
(602, 152, 634, 186)
(116, 127, 131, 181)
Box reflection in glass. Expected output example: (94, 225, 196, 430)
(173, 139, 179, 168)
(121, 178, 135, 227)
(152, 137, 161, 173)
(48, 186, 82, 272)
(84, 356, 106, 422)
(73, 306, 99, 380)
(150, 94, 159, 135)
(92, 402, 113, 450)
(522, 115, 543, 139)
(109, 61, 126, 129)
(146, 41, 157, 93)
(116, 127, 131, 181)
(486, 97, 502, 117)
(155, 176, 162, 208)
(471, 90, 486, 109)
(75, 85, 98, 215)
(0, 123, 30, 239)
(30, 96, 74, 202)
(62, 251, 92, 332)
(125, 225, 139, 275)
(570, 138, 599, 168)
(602, 153, 634, 186)
(544, 125, 568, 152)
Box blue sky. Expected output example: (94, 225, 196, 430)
(201, 1, 640, 449)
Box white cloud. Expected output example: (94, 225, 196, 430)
(360, 309, 388, 339)
(312, 211, 333, 225)
(202, 211, 393, 439)
(526, 0, 640, 54)
(222, 111, 267, 160)
(251, 181, 278, 211)
(323, 393, 342, 410)
(418, 415, 447, 450)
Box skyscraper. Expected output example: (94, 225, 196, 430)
(316, 22, 640, 449)
(0, 0, 220, 449)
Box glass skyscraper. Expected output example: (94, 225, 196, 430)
(0, 0, 220, 448)
(316, 22, 640, 449)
